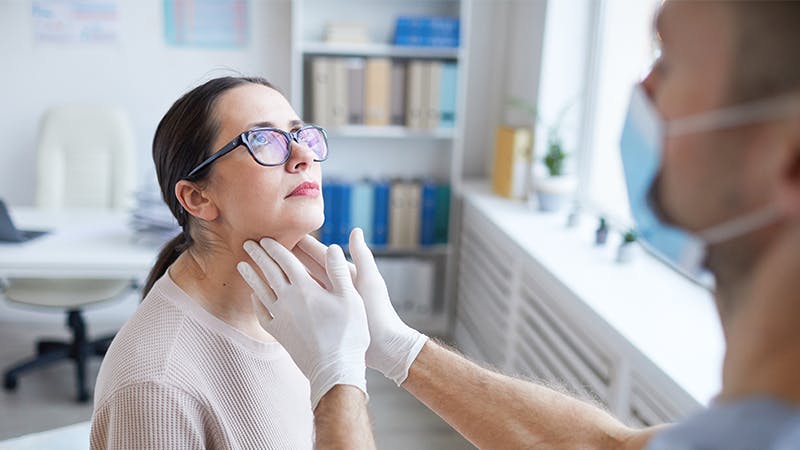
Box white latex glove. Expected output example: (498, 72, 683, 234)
(237, 238, 370, 410)
(293, 229, 428, 386)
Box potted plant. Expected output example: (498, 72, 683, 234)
(595, 217, 609, 245)
(535, 129, 577, 212)
(616, 229, 638, 263)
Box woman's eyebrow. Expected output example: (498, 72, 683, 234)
(246, 119, 305, 130)
(247, 120, 275, 129)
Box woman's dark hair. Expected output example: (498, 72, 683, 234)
(142, 76, 276, 297)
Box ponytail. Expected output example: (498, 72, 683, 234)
(142, 232, 191, 298)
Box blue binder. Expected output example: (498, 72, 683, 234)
(420, 180, 438, 246)
(434, 184, 451, 244)
(372, 180, 391, 246)
(394, 16, 460, 48)
(350, 180, 374, 244)
(337, 182, 352, 246)
(321, 181, 337, 245)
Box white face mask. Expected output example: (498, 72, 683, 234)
(619, 85, 798, 288)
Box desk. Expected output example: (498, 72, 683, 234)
(0, 208, 161, 282)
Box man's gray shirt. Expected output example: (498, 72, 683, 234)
(646, 397, 800, 449)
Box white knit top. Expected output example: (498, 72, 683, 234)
(90, 272, 313, 449)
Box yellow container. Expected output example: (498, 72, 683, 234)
(491, 126, 534, 199)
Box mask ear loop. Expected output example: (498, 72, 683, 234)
(664, 96, 798, 244)
(698, 205, 782, 245)
(666, 94, 800, 137)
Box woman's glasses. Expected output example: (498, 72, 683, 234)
(183, 125, 329, 180)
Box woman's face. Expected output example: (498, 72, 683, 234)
(202, 83, 324, 247)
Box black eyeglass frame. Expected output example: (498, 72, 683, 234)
(182, 125, 329, 180)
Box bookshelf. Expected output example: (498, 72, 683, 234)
(365, 244, 451, 258)
(290, 0, 470, 336)
(301, 42, 461, 60)
(327, 125, 454, 140)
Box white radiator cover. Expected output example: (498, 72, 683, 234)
(454, 199, 703, 427)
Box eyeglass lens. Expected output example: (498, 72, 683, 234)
(246, 128, 327, 165)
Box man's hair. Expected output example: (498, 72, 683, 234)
(725, 1, 800, 104)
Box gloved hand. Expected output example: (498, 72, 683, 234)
(237, 238, 370, 410)
(293, 229, 428, 386)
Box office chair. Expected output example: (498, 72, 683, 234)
(1, 106, 137, 403)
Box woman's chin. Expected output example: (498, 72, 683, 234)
(265, 232, 310, 250)
(243, 212, 324, 249)
(284, 215, 325, 243)
(310, 214, 325, 233)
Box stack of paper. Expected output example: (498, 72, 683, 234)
(129, 188, 181, 244)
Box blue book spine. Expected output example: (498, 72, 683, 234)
(394, 34, 426, 46)
(439, 62, 458, 128)
(426, 36, 459, 48)
(434, 184, 451, 245)
(321, 181, 336, 245)
(350, 181, 374, 244)
(394, 16, 427, 38)
(420, 181, 438, 246)
(394, 16, 460, 48)
(427, 17, 460, 47)
(372, 181, 390, 246)
(337, 182, 352, 246)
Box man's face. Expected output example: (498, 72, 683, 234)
(642, 1, 776, 233)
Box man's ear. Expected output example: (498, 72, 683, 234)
(776, 119, 800, 219)
(175, 180, 220, 222)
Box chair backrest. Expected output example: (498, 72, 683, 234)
(35, 106, 136, 211)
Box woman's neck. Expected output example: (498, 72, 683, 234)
(168, 238, 276, 342)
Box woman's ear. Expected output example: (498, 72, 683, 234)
(175, 180, 220, 222)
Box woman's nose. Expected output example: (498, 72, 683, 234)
(286, 140, 316, 172)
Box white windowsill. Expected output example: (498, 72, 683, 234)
(461, 180, 724, 405)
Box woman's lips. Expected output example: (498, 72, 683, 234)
(287, 181, 321, 198)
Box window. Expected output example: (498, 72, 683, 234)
(581, 0, 661, 224)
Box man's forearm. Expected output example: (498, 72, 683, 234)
(402, 340, 662, 450)
(313, 385, 376, 450)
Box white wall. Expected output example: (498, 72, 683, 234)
(460, 0, 547, 178)
(0, 0, 292, 206)
(0, 0, 552, 199)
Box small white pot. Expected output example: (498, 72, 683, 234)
(535, 175, 576, 212)
(616, 242, 637, 263)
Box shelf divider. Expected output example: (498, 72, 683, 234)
(301, 41, 460, 59)
(326, 125, 455, 140)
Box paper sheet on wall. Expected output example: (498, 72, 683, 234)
(164, 0, 248, 48)
(32, 0, 119, 44)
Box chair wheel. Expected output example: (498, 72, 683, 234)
(3, 374, 17, 390)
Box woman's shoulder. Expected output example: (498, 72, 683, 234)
(152, 272, 291, 361)
(93, 281, 193, 404)
(89, 378, 215, 449)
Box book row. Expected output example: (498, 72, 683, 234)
(394, 16, 460, 48)
(308, 57, 458, 130)
(318, 179, 450, 248)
